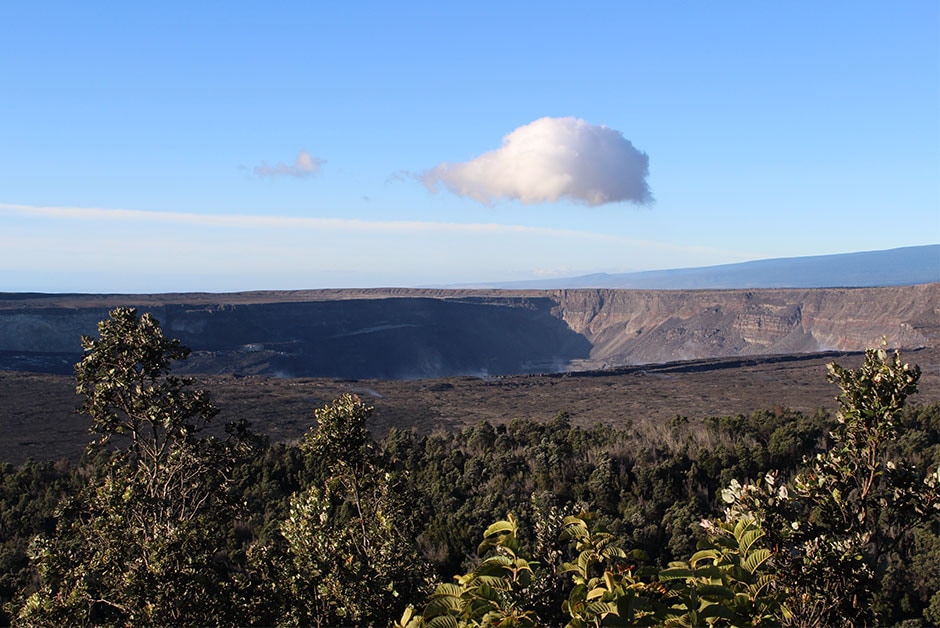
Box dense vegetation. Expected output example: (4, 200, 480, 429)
(1, 308, 938, 626)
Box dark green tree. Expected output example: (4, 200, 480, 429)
(783, 347, 937, 625)
(724, 346, 940, 626)
(14, 308, 251, 626)
(270, 394, 432, 626)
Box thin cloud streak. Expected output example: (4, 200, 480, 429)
(1, 202, 748, 292)
(0, 202, 709, 256)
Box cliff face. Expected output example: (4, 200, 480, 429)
(0, 284, 936, 378)
(554, 285, 938, 368)
(0, 296, 592, 378)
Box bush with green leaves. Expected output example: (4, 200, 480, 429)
(398, 514, 539, 627)
(400, 505, 782, 627)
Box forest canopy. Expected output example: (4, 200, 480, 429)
(1, 308, 938, 626)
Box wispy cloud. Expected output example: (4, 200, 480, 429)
(253, 150, 325, 178)
(0, 202, 652, 242)
(422, 117, 653, 206)
(1, 202, 742, 291)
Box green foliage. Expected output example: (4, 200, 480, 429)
(3, 330, 940, 626)
(783, 347, 937, 625)
(406, 347, 940, 627)
(11, 308, 252, 626)
(723, 347, 940, 626)
(403, 514, 539, 627)
(268, 394, 432, 626)
(663, 498, 781, 627)
(558, 513, 659, 626)
(0, 458, 81, 625)
(406, 508, 781, 628)
(75, 307, 218, 454)
(554, 506, 781, 627)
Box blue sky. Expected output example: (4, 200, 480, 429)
(2, 2, 938, 293)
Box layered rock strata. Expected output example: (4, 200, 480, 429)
(0, 284, 936, 378)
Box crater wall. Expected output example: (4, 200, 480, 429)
(0, 284, 936, 378)
(553, 284, 938, 368)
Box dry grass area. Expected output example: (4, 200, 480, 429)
(2, 347, 938, 465)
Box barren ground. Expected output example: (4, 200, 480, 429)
(3, 346, 939, 465)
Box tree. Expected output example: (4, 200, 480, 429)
(14, 308, 251, 626)
(271, 394, 431, 626)
(723, 346, 940, 626)
(784, 347, 937, 624)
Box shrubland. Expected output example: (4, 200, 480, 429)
(0, 308, 938, 626)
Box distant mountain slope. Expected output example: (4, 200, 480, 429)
(482, 245, 940, 290)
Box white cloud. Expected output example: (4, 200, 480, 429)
(422, 117, 652, 206)
(253, 150, 325, 178)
